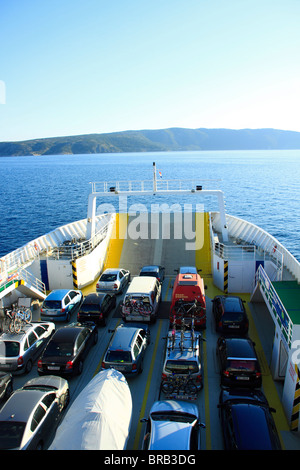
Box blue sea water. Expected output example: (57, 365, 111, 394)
(0, 150, 299, 261)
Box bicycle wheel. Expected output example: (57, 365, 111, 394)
(24, 308, 32, 323)
(161, 381, 174, 394)
(14, 317, 22, 334)
(184, 380, 197, 394)
(8, 320, 15, 334)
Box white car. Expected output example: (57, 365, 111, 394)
(96, 268, 130, 294)
(141, 400, 205, 450)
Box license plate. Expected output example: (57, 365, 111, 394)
(228, 325, 239, 328)
(48, 366, 60, 370)
(237, 376, 249, 380)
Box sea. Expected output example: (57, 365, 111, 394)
(0, 149, 299, 261)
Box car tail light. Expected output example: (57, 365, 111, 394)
(256, 372, 261, 378)
(101, 362, 106, 369)
(37, 359, 42, 368)
(66, 361, 73, 370)
(61, 308, 65, 313)
(40, 308, 43, 313)
(196, 374, 202, 383)
(132, 363, 137, 371)
(114, 283, 118, 289)
(218, 321, 222, 328)
(96, 283, 99, 288)
(17, 356, 24, 366)
(223, 370, 230, 377)
(161, 373, 167, 380)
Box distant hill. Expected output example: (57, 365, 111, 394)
(1, 127, 300, 156)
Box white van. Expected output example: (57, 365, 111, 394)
(121, 276, 161, 323)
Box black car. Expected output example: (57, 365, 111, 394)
(139, 265, 165, 284)
(218, 388, 281, 450)
(77, 293, 116, 326)
(217, 336, 262, 388)
(37, 322, 98, 377)
(212, 295, 248, 335)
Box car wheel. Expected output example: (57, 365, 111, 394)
(93, 331, 98, 344)
(77, 360, 83, 375)
(63, 389, 70, 409)
(4, 381, 13, 399)
(25, 359, 33, 374)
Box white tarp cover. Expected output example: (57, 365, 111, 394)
(49, 369, 132, 450)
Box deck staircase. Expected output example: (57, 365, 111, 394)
(0, 267, 46, 301)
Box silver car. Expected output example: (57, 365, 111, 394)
(0, 375, 69, 450)
(96, 268, 130, 294)
(141, 400, 205, 450)
(102, 323, 150, 376)
(0, 322, 55, 374)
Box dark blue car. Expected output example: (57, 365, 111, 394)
(218, 388, 282, 450)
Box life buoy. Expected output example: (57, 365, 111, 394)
(34, 243, 39, 252)
(273, 245, 277, 253)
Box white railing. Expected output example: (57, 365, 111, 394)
(254, 264, 293, 349)
(90, 179, 221, 194)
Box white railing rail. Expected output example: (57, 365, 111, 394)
(254, 264, 293, 348)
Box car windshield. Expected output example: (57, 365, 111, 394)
(105, 350, 131, 363)
(165, 360, 199, 374)
(43, 300, 61, 309)
(100, 274, 117, 282)
(43, 342, 74, 357)
(151, 411, 196, 423)
(224, 298, 243, 312)
(0, 341, 20, 357)
(228, 359, 256, 371)
(80, 304, 100, 313)
(0, 421, 26, 449)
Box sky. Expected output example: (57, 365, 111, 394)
(0, 0, 300, 142)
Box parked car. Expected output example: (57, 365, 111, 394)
(161, 329, 203, 393)
(102, 323, 150, 376)
(217, 336, 262, 388)
(96, 268, 130, 294)
(218, 388, 281, 450)
(139, 265, 165, 283)
(41, 289, 83, 322)
(77, 293, 116, 326)
(140, 400, 205, 450)
(121, 276, 161, 323)
(0, 375, 69, 450)
(37, 322, 98, 377)
(212, 295, 249, 335)
(0, 372, 13, 401)
(0, 322, 55, 374)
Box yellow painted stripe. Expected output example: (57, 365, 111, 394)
(242, 295, 289, 448)
(203, 331, 211, 450)
(195, 212, 211, 276)
(103, 213, 128, 269)
(133, 319, 163, 450)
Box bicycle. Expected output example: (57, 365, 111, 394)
(4, 307, 17, 333)
(124, 298, 153, 316)
(170, 299, 206, 329)
(13, 306, 32, 333)
(161, 371, 198, 397)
